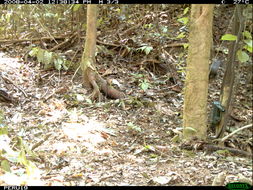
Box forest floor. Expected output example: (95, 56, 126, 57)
(0, 47, 252, 186)
(0, 5, 252, 186)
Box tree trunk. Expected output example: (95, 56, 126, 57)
(80, 5, 125, 101)
(183, 5, 214, 140)
(215, 5, 244, 140)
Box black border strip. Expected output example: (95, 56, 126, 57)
(1, 0, 252, 4)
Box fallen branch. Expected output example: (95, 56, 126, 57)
(164, 43, 187, 48)
(220, 124, 252, 143)
(120, 20, 144, 36)
(49, 32, 78, 51)
(181, 142, 252, 158)
(0, 36, 67, 43)
(0, 36, 120, 48)
(204, 144, 252, 158)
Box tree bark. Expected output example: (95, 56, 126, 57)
(80, 5, 124, 101)
(183, 5, 214, 140)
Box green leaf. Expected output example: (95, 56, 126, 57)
(144, 46, 153, 55)
(244, 39, 253, 48)
(221, 34, 237, 41)
(37, 48, 45, 63)
(176, 32, 185, 39)
(136, 46, 153, 55)
(44, 51, 53, 65)
(243, 45, 252, 53)
(140, 80, 149, 91)
(184, 127, 197, 133)
(115, 8, 120, 14)
(183, 7, 189, 15)
(127, 122, 142, 132)
(18, 137, 36, 158)
(237, 50, 249, 63)
(0, 126, 8, 135)
(161, 26, 168, 33)
(28, 47, 39, 57)
(62, 61, 69, 70)
(177, 17, 188, 25)
(144, 24, 153, 29)
(144, 145, 155, 151)
(25, 160, 38, 176)
(54, 58, 63, 71)
(150, 153, 158, 158)
(243, 39, 253, 53)
(243, 31, 252, 39)
(18, 150, 28, 166)
(171, 134, 180, 143)
(73, 4, 81, 12)
(1, 160, 11, 172)
(131, 73, 143, 78)
(183, 43, 189, 49)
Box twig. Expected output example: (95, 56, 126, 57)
(220, 124, 252, 143)
(1, 75, 28, 98)
(49, 32, 77, 51)
(31, 133, 51, 151)
(71, 65, 81, 83)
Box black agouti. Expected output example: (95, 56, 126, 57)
(209, 59, 222, 79)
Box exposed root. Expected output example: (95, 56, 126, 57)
(84, 67, 125, 101)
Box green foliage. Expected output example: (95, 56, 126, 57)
(183, 7, 189, 15)
(183, 43, 189, 49)
(144, 23, 154, 29)
(216, 149, 231, 157)
(237, 50, 250, 63)
(177, 17, 188, 25)
(127, 122, 142, 133)
(171, 134, 180, 143)
(0, 134, 38, 176)
(0, 118, 37, 182)
(72, 4, 81, 12)
(140, 79, 149, 91)
(243, 31, 252, 39)
(131, 73, 151, 91)
(0, 112, 38, 181)
(144, 145, 155, 151)
(242, 31, 252, 54)
(136, 45, 153, 55)
(176, 6, 189, 41)
(221, 29, 252, 63)
(131, 73, 144, 78)
(29, 47, 71, 71)
(0, 126, 8, 135)
(176, 32, 186, 39)
(221, 34, 237, 41)
(1, 160, 11, 172)
(243, 39, 252, 53)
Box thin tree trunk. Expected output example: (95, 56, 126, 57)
(183, 5, 214, 140)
